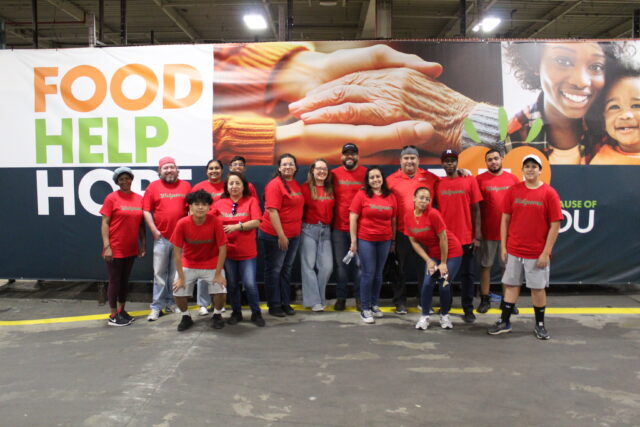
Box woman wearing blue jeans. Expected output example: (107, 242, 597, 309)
(349, 166, 397, 324)
(300, 159, 335, 311)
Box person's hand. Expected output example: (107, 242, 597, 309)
(501, 247, 508, 265)
(151, 228, 162, 240)
(274, 45, 443, 103)
(349, 241, 357, 254)
(536, 253, 550, 269)
(288, 68, 477, 154)
(437, 263, 449, 276)
(390, 241, 396, 254)
(172, 277, 185, 292)
(223, 224, 240, 234)
(103, 246, 113, 263)
(473, 237, 481, 251)
(138, 247, 146, 258)
(426, 259, 437, 275)
(213, 272, 227, 289)
(276, 119, 435, 164)
(278, 235, 289, 251)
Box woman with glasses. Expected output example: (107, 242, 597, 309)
(191, 159, 226, 315)
(212, 172, 265, 326)
(258, 153, 305, 318)
(300, 159, 335, 312)
(349, 166, 397, 324)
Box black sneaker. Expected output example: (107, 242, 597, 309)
(476, 296, 491, 314)
(251, 311, 266, 327)
(268, 307, 286, 317)
(177, 315, 193, 331)
(463, 311, 476, 323)
(108, 312, 132, 327)
(487, 319, 512, 335)
(211, 313, 225, 329)
(120, 310, 135, 322)
(534, 324, 550, 340)
(395, 304, 408, 315)
(281, 305, 295, 316)
(334, 299, 346, 311)
(226, 310, 243, 325)
(512, 306, 520, 315)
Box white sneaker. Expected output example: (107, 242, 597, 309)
(221, 307, 226, 313)
(311, 304, 324, 312)
(360, 310, 375, 324)
(174, 306, 182, 314)
(440, 314, 453, 329)
(371, 305, 384, 318)
(415, 315, 429, 330)
(147, 308, 160, 321)
(198, 306, 209, 316)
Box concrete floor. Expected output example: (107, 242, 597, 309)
(1, 281, 639, 426)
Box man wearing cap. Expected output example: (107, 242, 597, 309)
(143, 157, 192, 321)
(331, 143, 367, 311)
(488, 154, 562, 340)
(387, 145, 440, 314)
(475, 149, 520, 314)
(435, 149, 482, 323)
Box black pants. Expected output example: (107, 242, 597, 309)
(454, 244, 477, 313)
(393, 231, 425, 306)
(106, 256, 136, 309)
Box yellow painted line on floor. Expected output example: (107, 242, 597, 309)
(0, 305, 639, 326)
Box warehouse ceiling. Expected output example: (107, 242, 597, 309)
(1, 0, 639, 49)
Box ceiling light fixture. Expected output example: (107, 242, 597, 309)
(243, 14, 268, 30)
(472, 16, 501, 33)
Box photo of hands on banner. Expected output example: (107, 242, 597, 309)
(213, 40, 640, 166)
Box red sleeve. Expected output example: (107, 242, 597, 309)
(349, 191, 365, 215)
(547, 187, 564, 223)
(212, 216, 228, 247)
(170, 220, 185, 248)
(430, 209, 446, 234)
(142, 185, 154, 211)
(264, 179, 283, 210)
(390, 193, 398, 218)
(249, 198, 262, 220)
(503, 186, 514, 215)
(99, 194, 113, 217)
(469, 177, 483, 204)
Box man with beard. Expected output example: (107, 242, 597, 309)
(435, 149, 482, 323)
(387, 146, 440, 314)
(331, 143, 367, 311)
(488, 154, 562, 340)
(476, 149, 520, 314)
(143, 157, 192, 321)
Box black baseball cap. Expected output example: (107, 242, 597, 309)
(440, 149, 458, 161)
(342, 143, 359, 154)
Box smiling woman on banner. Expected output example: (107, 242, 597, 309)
(100, 167, 146, 327)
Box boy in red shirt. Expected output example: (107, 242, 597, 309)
(488, 154, 562, 340)
(171, 190, 228, 332)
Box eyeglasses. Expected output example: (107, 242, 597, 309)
(314, 167, 328, 172)
(232, 202, 238, 215)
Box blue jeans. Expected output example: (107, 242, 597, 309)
(332, 229, 360, 300)
(258, 229, 301, 309)
(420, 256, 462, 316)
(225, 257, 260, 313)
(358, 238, 392, 311)
(151, 236, 176, 311)
(300, 223, 333, 307)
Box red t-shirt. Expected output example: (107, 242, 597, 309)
(142, 179, 191, 239)
(387, 168, 440, 234)
(212, 196, 262, 260)
(170, 214, 228, 269)
(100, 190, 144, 258)
(260, 178, 305, 238)
(332, 166, 367, 231)
(435, 176, 483, 245)
(302, 184, 335, 225)
(349, 190, 397, 241)
(404, 207, 463, 260)
(503, 182, 563, 259)
(192, 180, 225, 210)
(477, 171, 520, 241)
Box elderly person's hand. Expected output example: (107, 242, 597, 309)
(288, 68, 478, 154)
(274, 45, 443, 103)
(275, 119, 435, 164)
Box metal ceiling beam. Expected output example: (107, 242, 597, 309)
(437, 2, 473, 37)
(521, 1, 583, 38)
(595, 18, 632, 38)
(358, 0, 375, 39)
(46, 0, 84, 21)
(151, 0, 200, 41)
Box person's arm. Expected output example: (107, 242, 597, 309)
(349, 212, 359, 254)
(390, 216, 397, 253)
(537, 221, 560, 269)
(409, 236, 436, 275)
(268, 208, 288, 251)
(437, 230, 449, 276)
(472, 202, 482, 248)
(138, 221, 146, 257)
(172, 246, 185, 291)
(101, 216, 112, 262)
(224, 219, 260, 233)
(500, 213, 511, 264)
(213, 244, 228, 288)
(143, 211, 162, 240)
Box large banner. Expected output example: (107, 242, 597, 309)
(1, 40, 639, 284)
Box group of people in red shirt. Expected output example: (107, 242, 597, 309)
(100, 143, 562, 340)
